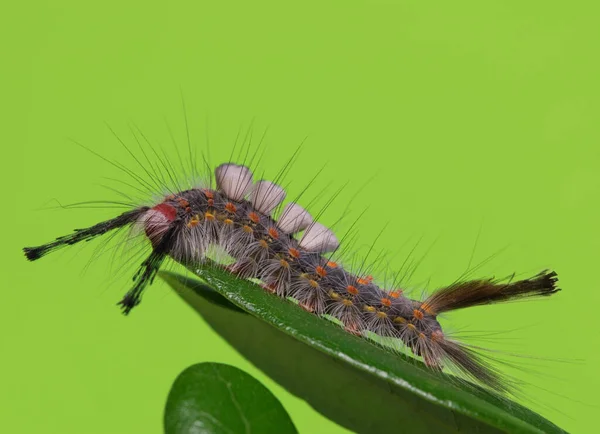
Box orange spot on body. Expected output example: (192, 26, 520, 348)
(364, 305, 376, 313)
(376, 311, 388, 319)
(315, 266, 327, 277)
(204, 212, 215, 221)
(248, 212, 260, 223)
(203, 190, 214, 199)
(413, 309, 424, 320)
(418, 332, 426, 340)
(288, 248, 300, 258)
(342, 299, 353, 307)
(357, 275, 373, 285)
(328, 290, 339, 299)
(242, 225, 253, 233)
(389, 290, 402, 298)
(326, 261, 338, 268)
(207, 199, 214, 207)
(268, 227, 279, 239)
(407, 323, 417, 331)
(225, 202, 237, 213)
(185, 206, 192, 213)
(346, 285, 359, 296)
(259, 239, 269, 248)
(178, 198, 190, 208)
(187, 215, 200, 228)
(380, 297, 392, 307)
(393, 316, 407, 324)
(224, 218, 234, 225)
(279, 259, 289, 268)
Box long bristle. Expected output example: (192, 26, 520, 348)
(117, 225, 177, 315)
(423, 270, 559, 314)
(438, 339, 510, 394)
(22, 208, 149, 261)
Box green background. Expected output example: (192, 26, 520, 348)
(2, 1, 599, 433)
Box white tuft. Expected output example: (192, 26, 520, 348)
(215, 164, 253, 201)
(250, 181, 287, 215)
(277, 203, 313, 234)
(299, 222, 339, 253)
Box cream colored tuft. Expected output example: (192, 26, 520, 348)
(250, 181, 286, 215)
(215, 164, 253, 201)
(299, 222, 339, 253)
(277, 202, 313, 234)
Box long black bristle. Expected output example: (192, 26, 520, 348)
(22, 207, 149, 262)
(117, 225, 177, 315)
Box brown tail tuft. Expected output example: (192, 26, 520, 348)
(424, 270, 559, 314)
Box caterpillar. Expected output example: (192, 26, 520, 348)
(23, 159, 560, 394)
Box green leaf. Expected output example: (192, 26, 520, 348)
(160, 266, 566, 434)
(164, 362, 297, 434)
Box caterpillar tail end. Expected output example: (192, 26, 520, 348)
(424, 269, 561, 314)
(529, 269, 560, 295)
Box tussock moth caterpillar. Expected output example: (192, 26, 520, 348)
(22, 127, 561, 397)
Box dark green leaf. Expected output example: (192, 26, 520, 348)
(160, 266, 565, 434)
(164, 362, 297, 434)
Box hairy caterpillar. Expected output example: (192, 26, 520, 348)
(22, 149, 560, 395)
